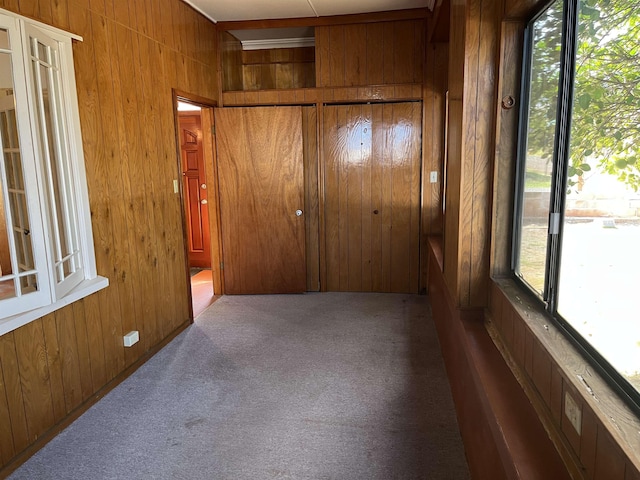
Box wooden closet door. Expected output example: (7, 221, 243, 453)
(324, 102, 422, 293)
(215, 106, 306, 294)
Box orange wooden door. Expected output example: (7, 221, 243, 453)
(179, 113, 211, 268)
(215, 106, 306, 294)
(323, 102, 422, 293)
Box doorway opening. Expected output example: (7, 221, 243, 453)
(174, 94, 222, 319)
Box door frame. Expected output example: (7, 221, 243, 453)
(172, 90, 224, 321)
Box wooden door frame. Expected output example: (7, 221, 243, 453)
(172, 90, 224, 321)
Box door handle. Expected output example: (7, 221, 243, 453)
(295, 209, 303, 217)
(201, 199, 208, 205)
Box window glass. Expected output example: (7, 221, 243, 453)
(29, 32, 83, 295)
(0, 46, 40, 301)
(514, 0, 564, 295)
(557, 0, 640, 394)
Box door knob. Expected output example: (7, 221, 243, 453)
(201, 199, 208, 205)
(295, 209, 303, 217)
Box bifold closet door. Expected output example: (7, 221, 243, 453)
(323, 102, 422, 293)
(215, 106, 306, 294)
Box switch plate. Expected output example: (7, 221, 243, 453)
(430, 171, 438, 183)
(173, 179, 179, 194)
(564, 391, 582, 434)
(124, 330, 139, 348)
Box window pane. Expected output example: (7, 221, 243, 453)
(0, 28, 8, 50)
(0, 51, 39, 295)
(0, 278, 15, 300)
(558, 0, 640, 394)
(515, 0, 564, 295)
(32, 42, 81, 286)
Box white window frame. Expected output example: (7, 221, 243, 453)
(0, 8, 108, 336)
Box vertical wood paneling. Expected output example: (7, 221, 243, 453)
(40, 315, 66, 423)
(241, 47, 315, 91)
(71, 301, 94, 401)
(328, 26, 345, 87)
(370, 104, 384, 291)
(315, 20, 424, 88)
(89, 11, 125, 381)
(0, 333, 29, 456)
(444, 0, 497, 307)
(315, 26, 331, 87)
(421, 43, 448, 291)
(0, 355, 14, 464)
(221, 31, 243, 91)
(13, 321, 55, 443)
(302, 106, 320, 292)
(55, 307, 84, 414)
(344, 24, 367, 86)
(366, 23, 384, 85)
(0, 0, 218, 473)
(324, 103, 422, 293)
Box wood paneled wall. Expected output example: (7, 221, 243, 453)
(242, 47, 315, 90)
(443, 0, 498, 307)
(315, 20, 425, 87)
(421, 42, 448, 290)
(0, 0, 218, 474)
(221, 31, 242, 91)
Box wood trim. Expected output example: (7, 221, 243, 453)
(490, 20, 525, 277)
(221, 85, 424, 106)
(427, 0, 450, 43)
(172, 90, 224, 309)
(0, 319, 191, 479)
(504, 0, 549, 21)
(201, 107, 224, 296)
(216, 8, 430, 30)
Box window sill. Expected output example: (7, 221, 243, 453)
(0, 276, 109, 337)
(491, 277, 640, 475)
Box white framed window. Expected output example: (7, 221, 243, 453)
(0, 8, 107, 335)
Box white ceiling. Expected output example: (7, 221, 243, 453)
(184, 0, 433, 23)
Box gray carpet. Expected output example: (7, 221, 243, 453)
(9, 293, 470, 480)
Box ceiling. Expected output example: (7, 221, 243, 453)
(184, 0, 434, 23)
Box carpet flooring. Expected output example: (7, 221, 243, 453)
(9, 293, 470, 480)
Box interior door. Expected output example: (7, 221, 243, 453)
(323, 102, 422, 293)
(179, 113, 211, 268)
(215, 106, 306, 294)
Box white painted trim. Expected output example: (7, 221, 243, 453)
(241, 37, 315, 50)
(0, 276, 109, 337)
(0, 7, 82, 42)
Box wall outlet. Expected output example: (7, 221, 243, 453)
(123, 330, 139, 348)
(430, 171, 438, 183)
(564, 391, 582, 434)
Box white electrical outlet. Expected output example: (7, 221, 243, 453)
(564, 391, 582, 434)
(123, 330, 139, 348)
(430, 171, 438, 183)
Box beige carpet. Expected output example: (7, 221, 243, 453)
(10, 293, 470, 480)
